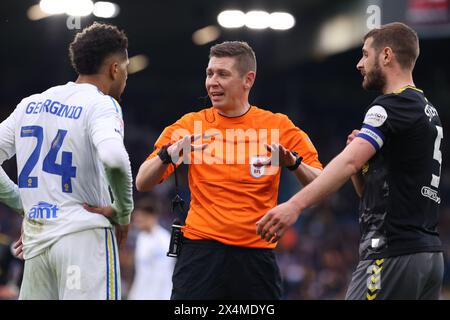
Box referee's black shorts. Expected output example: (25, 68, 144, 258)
(171, 237, 283, 300)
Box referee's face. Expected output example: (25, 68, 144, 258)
(205, 56, 247, 111)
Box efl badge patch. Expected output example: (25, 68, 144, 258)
(250, 156, 268, 178)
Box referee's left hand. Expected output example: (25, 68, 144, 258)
(253, 143, 296, 168)
(256, 201, 300, 243)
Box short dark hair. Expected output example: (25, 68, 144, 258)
(69, 22, 128, 75)
(209, 41, 257, 75)
(364, 22, 419, 70)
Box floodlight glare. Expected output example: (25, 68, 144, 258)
(245, 11, 270, 29)
(217, 10, 245, 28)
(93, 2, 120, 18)
(128, 55, 149, 74)
(65, 0, 94, 17)
(192, 26, 221, 45)
(39, 0, 66, 15)
(269, 12, 295, 30)
(28, 4, 51, 20)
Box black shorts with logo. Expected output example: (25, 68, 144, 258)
(345, 252, 444, 300)
(171, 237, 283, 300)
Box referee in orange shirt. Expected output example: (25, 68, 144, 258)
(136, 41, 323, 299)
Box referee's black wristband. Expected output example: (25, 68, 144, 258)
(287, 151, 303, 171)
(157, 145, 173, 164)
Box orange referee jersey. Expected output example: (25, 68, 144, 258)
(147, 106, 322, 248)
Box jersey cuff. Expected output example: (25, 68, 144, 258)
(110, 202, 131, 225)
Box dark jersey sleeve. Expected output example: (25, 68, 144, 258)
(356, 94, 421, 151)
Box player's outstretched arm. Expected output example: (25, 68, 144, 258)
(292, 163, 322, 186)
(256, 137, 376, 243)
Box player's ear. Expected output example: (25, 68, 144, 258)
(244, 71, 256, 90)
(109, 61, 119, 80)
(382, 47, 393, 66)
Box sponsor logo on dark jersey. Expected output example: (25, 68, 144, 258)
(421, 186, 441, 204)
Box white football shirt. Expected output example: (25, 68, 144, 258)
(127, 225, 175, 300)
(0, 82, 126, 259)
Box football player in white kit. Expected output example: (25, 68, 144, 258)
(127, 197, 175, 300)
(0, 22, 133, 299)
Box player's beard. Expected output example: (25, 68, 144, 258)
(363, 60, 386, 92)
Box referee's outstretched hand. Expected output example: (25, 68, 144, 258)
(253, 143, 296, 168)
(167, 134, 209, 164)
(256, 201, 300, 243)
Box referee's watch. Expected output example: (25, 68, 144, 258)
(286, 151, 303, 171)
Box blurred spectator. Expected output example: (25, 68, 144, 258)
(127, 196, 175, 300)
(0, 231, 20, 299)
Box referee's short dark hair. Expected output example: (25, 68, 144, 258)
(209, 41, 257, 76)
(364, 22, 419, 70)
(69, 22, 128, 75)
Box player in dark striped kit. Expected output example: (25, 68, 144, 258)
(257, 22, 444, 300)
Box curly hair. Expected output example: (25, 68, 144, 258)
(69, 22, 128, 75)
(209, 41, 257, 76)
